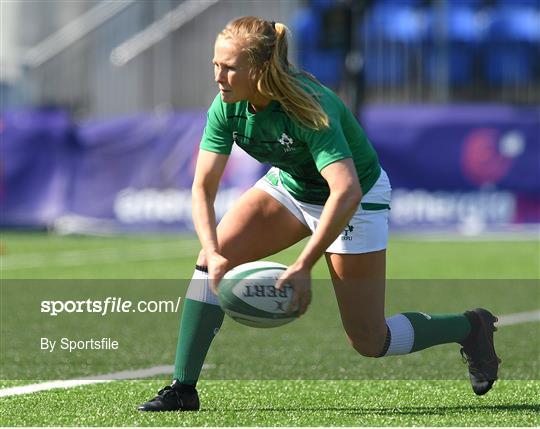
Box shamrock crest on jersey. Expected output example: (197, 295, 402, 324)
(278, 133, 295, 152)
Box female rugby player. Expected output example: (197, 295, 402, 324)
(138, 16, 500, 412)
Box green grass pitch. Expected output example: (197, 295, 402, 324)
(1, 231, 539, 426)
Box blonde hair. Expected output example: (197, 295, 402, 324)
(218, 16, 329, 130)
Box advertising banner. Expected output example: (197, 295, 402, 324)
(1, 109, 264, 233)
(2, 105, 539, 233)
(362, 104, 540, 232)
(1, 110, 74, 227)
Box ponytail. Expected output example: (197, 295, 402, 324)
(218, 17, 329, 130)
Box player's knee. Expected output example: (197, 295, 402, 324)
(348, 338, 381, 357)
(346, 328, 387, 358)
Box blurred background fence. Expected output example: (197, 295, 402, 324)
(1, 0, 539, 235)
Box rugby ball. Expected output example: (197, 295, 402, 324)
(218, 261, 298, 328)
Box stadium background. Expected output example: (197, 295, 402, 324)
(2, 0, 539, 235)
(1, 0, 539, 427)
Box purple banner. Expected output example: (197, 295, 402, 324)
(1, 110, 74, 227)
(2, 104, 539, 233)
(1, 109, 264, 233)
(362, 104, 540, 232)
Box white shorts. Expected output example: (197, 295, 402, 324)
(254, 167, 392, 254)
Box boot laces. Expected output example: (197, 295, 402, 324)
(153, 385, 182, 404)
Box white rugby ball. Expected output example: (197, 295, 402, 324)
(217, 261, 298, 328)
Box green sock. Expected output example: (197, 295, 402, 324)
(384, 312, 471, 355)
(173, 298, 224, 384)
(404, 312, 471, 352)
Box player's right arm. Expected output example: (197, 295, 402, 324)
(191, 149, 229, 290)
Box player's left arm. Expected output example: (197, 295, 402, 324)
(294, 158, 362, 268)
(275, 158, 362, 314)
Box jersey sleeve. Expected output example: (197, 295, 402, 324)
(299, 108, 352, 172)
(200, 94, 233, 155)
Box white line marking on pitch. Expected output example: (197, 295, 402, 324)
(0, 364, 217, 398)
(497, 310, 540, 326)
(0, 310, 538, 398)
(1, 242, 199, 270)
(0, 364, 206, 398)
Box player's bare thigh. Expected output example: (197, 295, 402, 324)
(197, 187, 311, 268)
(325, 250, 387, 357)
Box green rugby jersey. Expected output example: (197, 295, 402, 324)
(200, 76, 381, 205)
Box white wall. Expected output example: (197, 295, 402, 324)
(10, 0, 303, 118)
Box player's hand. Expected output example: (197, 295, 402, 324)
(275, 263, 312, 316)
(207, 252, 230, 294)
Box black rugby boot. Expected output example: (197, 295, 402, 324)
(137, 379, 199, 411)
(460, 308, 501, 395)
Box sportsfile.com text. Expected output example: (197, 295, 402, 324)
(40, 296, 182, 316)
